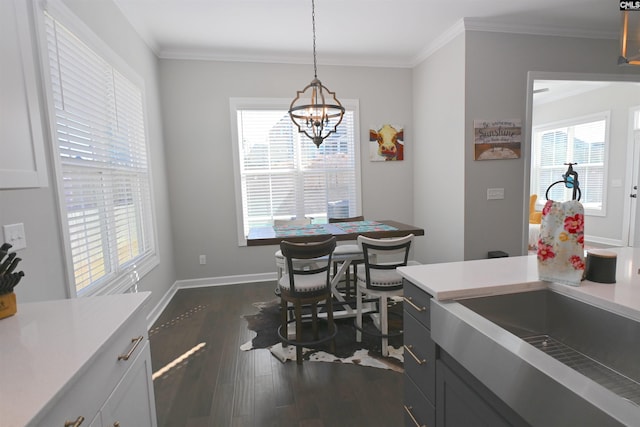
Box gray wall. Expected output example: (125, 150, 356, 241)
(411, 30, 639, 263)
(411, 34, 466, 264)
(159, 60, 414, 280)
(0, 0, 176, 309)
(463, 32, 638, 261)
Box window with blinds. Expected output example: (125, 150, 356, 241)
(40, 5, 157, 296)
(230, 99, 361, 243)
(531, 113, 609, 215)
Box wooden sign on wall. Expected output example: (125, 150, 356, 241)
(473, 119, 521, 160)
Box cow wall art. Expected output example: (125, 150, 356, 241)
(369, 124, 404, 161)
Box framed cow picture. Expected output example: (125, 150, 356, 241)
(369, 124, 404, 161)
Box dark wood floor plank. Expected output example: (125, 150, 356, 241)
(210, 381, 234, 427)
(150, 282, 403, 427)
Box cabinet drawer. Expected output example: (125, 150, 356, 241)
(36, 308, 149, 427)
(404, 376, 435, 427)
(403, 279, 431, 329)
(404, 312, 436, 402)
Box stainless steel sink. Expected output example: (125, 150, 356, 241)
(458, 289, 640, 405)
(431, 289, 640, 426)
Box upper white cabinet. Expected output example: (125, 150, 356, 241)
(0, 0, 48, 189)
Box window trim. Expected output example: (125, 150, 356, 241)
(229, 97, 361, 246)
(34, 0, 159, 297)
(531, 111, 610, 217)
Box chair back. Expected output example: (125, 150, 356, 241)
(280, 237, 336, 296)
(328, 215, 365, 223)
(357, 234, 414, 291)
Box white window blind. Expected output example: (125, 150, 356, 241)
(41, 7, 157, 296)
(231, 99, 361, 243)
(531, 113, 608, 215)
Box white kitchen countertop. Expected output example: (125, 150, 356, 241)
(0, 292, 151, 427)
(399, 247, 640, 322)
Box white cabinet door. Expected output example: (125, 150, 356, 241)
(1, 0, 48, 188)
(99, 342, 158, 427)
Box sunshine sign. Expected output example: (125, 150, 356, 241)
(473, 119, 522, 160)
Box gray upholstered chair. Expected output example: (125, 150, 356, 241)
(355, 233, 414, 357)
(277, 237, 338, 364)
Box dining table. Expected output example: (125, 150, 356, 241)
(246, 219, 424, 246)
(247, 219, 425, 317)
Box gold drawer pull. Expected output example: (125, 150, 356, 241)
(118, 335, 144, 361)
(64, 416, 85, 427)
(403, 405, 426, 427)
(404, 344, 427, 365)
(403, 296, 426, 312)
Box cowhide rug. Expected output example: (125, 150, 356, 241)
(241, 299, 404, 372)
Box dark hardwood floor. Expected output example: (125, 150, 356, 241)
(149, 282, 403, 427)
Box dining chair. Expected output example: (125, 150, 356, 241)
(277, 237, 338, 364)
(328, 215, 365, 299)
(274, 218, 313, 290)
(355, 233, 414, 357)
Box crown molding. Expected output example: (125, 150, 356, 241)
(411, 19, 466, 67)
(462, 17, 618, 40)
(156, 18, 619, 68)
(157, 47, 415, 68)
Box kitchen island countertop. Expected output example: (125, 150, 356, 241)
(398, 247, 640, 321)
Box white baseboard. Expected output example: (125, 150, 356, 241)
(585, 235, 624, 248)
(146, 281, 179, 329)
(175, 272, 276, 289)
(146, 272, 276, 329)
(146, 262, 421, 329)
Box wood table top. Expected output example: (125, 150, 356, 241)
(246, 219, 424, 247)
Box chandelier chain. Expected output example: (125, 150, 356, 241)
(312, 0, 317, 78)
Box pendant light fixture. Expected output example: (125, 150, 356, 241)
(289, 0, 345, 148)
(619, 10, 640, 65)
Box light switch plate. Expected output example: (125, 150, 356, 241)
(487, 188, 505, 200)
(3, 223, 26, 251)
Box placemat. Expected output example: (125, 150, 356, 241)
(332, 221, 397, 233)
(274, 224, 330, 237)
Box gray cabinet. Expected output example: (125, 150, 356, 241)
(403, 279, 436, 427)
(403, 279, 528, 427)
(436, 356, 527, 427)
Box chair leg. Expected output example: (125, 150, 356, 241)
(294, 302, 303, 365)
(345, 266, 351, 299)
(356, 286, 363, 343)
(327, 295, 336, 354)
(380, 295, 388, 357)
(280, 297, 288, 348)
(311, 302, 319, 340)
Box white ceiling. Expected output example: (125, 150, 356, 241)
(112, 0, 620, 68)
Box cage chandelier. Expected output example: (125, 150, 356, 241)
(288, 0, 345, 148)
(619, 9, 640, 65)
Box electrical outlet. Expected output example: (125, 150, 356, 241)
(487, 188, 505, 200)
(199, 255, 206, 265)
(2, 223, 26, 251)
